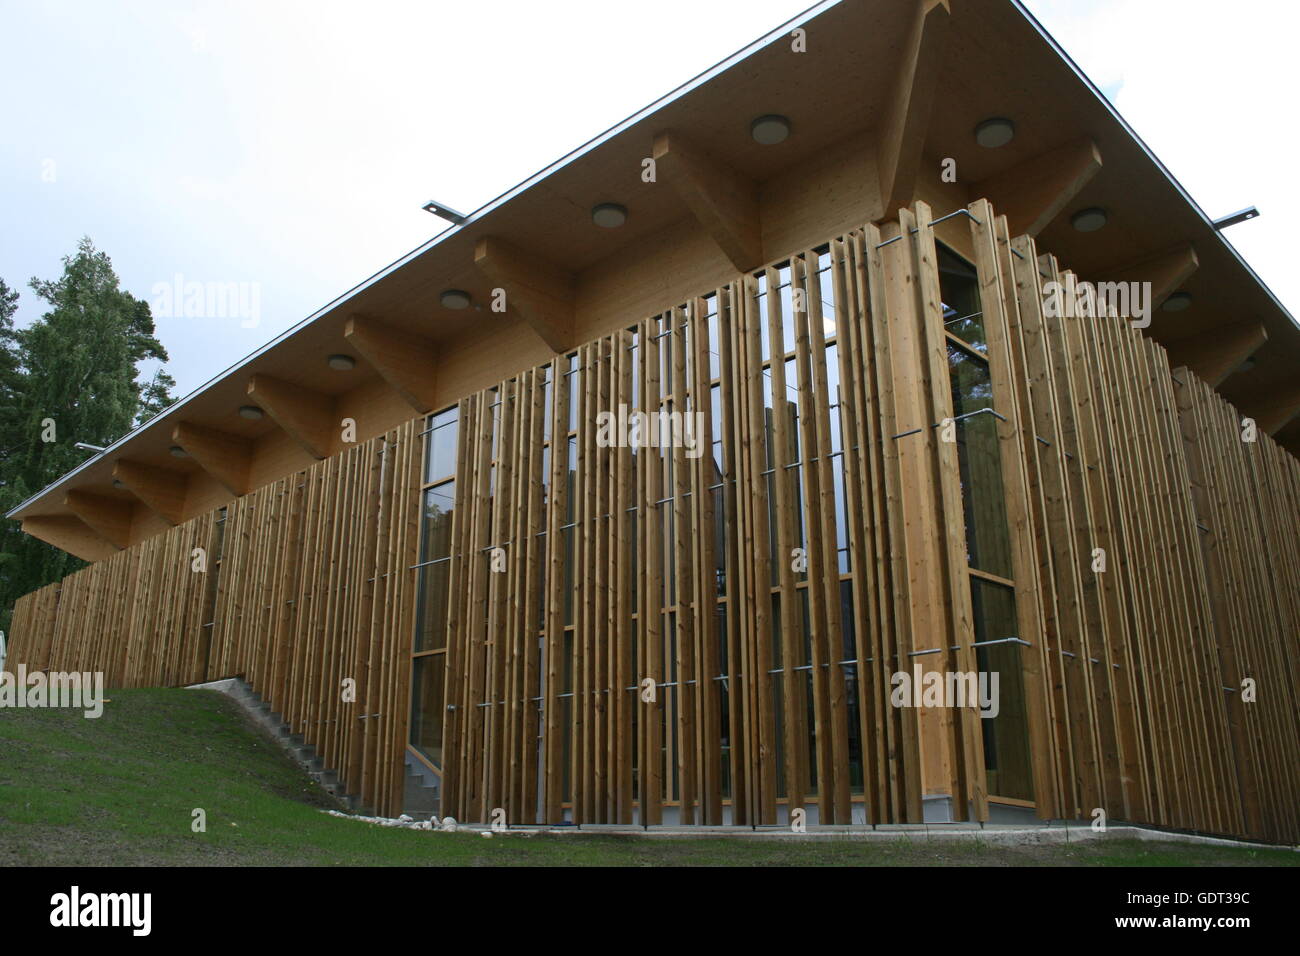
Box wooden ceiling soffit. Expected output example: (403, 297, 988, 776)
(878, 0, 952, 217)
(344, 315, 439, 413)
(1167, 320, 1268, 389)
(171, 421, 253, 497)
(652, 130, 762, 273)
(21, 514, 120, 563)
(112, 459, 189, 526)
(973, 139, 1103, 237)
(473, 236, 575, 354)
(247, 374, 337, 461)
(63, 489, 133, 550)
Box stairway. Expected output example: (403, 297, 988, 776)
(186, 677, 369, 813)
(403, 752, 440, 821)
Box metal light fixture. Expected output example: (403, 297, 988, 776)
(421, 199, 468, 225)
(239, 405, 265, 420)
(73, 442, 106, 453)
(440, 289, 472, 310)
(1162, 291, 1193, 313)
(327, 353, 356, 371)
(750, 114, 791, 145)
(974, 117, 1015, 148)
(169, 445, 188, 459)
(591, 203, 628, 228)
(1213, 206, 1260, 230)
(1071, 207, 1108, 233)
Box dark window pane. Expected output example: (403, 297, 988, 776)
(420, 482, 455, 564)
(415, 560, 451, 652)
(948, 347, 1013, 579)
(938, 243, 986, 354)
(409, 655, 445, 767)
(970, 577, 1033, 801)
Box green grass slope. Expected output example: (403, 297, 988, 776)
(0, 688, 1294, 867)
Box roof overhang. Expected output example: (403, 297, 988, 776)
(10, 0, 1300, 534)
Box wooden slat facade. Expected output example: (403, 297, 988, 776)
(9, 200, 1299, 842)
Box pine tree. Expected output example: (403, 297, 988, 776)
(0, 238, 176, 633)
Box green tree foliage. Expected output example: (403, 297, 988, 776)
(0, 238, 176, 633)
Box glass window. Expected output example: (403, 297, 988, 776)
(949, 345, 1013, 580)
(938, 244, 986, 354)
(970, 577, 1033, 801)
(419, 482, 455, 565)
(425, 407, 459, 482)
(409, 655, 446, 766)
(415, 561, 451, 652)
(411, 408, 459, 767)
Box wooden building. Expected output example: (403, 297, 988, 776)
(6, 0, 1299, 842)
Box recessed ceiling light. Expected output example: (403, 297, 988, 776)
(327, 353, 356, 371)
(974, 117, 1015, 148)
(1071, 207, 1108, 233)
(1162, 291, 1193, 313)
(750, 114, 791, 145)
(169, 446, 188, 459)
(591, 203, 628, 228)
(112, 479, 125, 489)
(1238, 355, 1258, 372)
(239, 405, 264, 420)
(440, 289, 471, 310)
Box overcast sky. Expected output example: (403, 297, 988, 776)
(2, 0, 1293, 400)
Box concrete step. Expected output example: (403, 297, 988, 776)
(185, 677, 361, 813)
(402, 751, 440, 816)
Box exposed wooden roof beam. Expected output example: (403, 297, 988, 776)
(171, 421, 253, 497)
(1233, 378, 1300, 436)
(343, 315, 439, 413)
(1097, 243, 1199, 310)
(653, 130, 762, 272)
(64, 489, 133, 550)
(21, 514, 120, 563)
(1167, 321, 1268, 388)
(877, 0, 952, 216)
(1276, 418, 1300, 459)
(247, 374, 337, 460)
(974, 139, 1103, 237)
(112, 459, 189, 526)
(473, 236, 575, 354)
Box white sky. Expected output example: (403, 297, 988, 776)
(2, 0, 1294, 399)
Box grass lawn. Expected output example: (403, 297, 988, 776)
(1, 688, 1295, 867)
